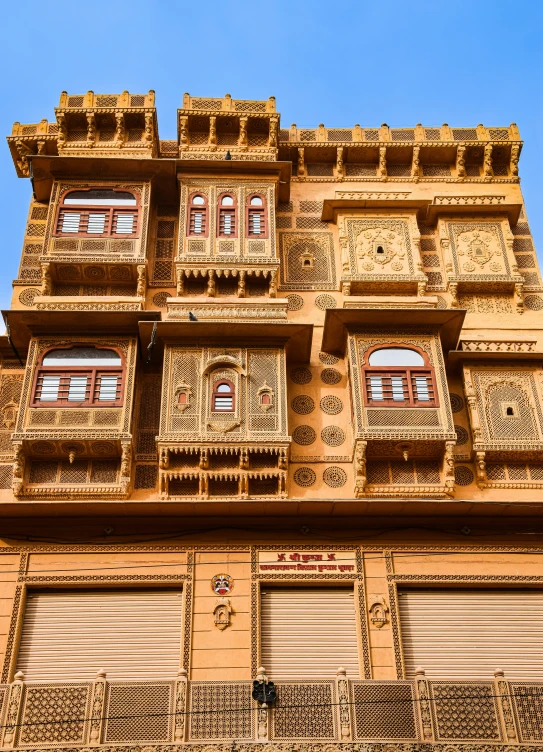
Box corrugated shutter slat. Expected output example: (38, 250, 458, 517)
(261, 588, 359, 678)
(399, 589, 543, 680)
(17, 590, 183, 682)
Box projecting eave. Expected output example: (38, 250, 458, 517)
(322, 307, 466, 357)
(3, 309, 161, 353)
(176, 159, 291, 201)
(321, 197, 430, 221)
(139, 320, 313, 363)
(448, 349, 543, 369)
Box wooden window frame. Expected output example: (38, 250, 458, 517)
(217, 192, 238, 238)
(53, 188, 140, 239)
(187, 192, 209, 238)
(31, 346, 125, 408)
(362, 344, 438, 407)
(212, 379, 235, 412)
(246, 193, 268, 239)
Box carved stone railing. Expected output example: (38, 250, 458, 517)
(1, 668, 542, 748)
(281, 123, 521, 144)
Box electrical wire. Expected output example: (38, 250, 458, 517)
(1, 687, 541, 732)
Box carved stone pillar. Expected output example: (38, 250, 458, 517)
(40, 262, 52, 296)
(514, 282, 524, 314)
(336, 147, 345, 180)
(297, 147, 305, 178)
(335, 666, 352, 740)
(268, 116, 278, 148)
(114, 112, 126, 145)
(463, 367, 482, 446)
(444, 440, 455, 496)
(120, 441, 132, 495)
(510, 144, 520, 177)
(86, 112, 96, 147)
(354, 439, 367, 497)
(12, 442, 25, 498)
(475, 450, 487, 487)
(456, 144, 466, 178)
(254, 667, 270, 741)
(176, 266, 185, 297)
(493, 668, 519, 743)
(89, 669, 107, 745)
(207, 269, 216, 297)
(378, 146, 387, 179)
(136, 264, 147, 298)
(2, 671, 24, 748)
(411, 145, 420, 179)
(268, 269, 277, 298)
(414, 667, 435, 741)
(237, 270, 246, 298)
(174, 668, 188, 742)
(209, 116, 217, 151)
(144, 113, 154, 145)
(179, 116, 189, 151)
(238, 116, 248, 149)
(483, 143, 493, 178)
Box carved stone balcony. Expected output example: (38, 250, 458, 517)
(0, 669, 539, 748)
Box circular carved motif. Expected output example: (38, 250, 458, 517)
(152, 291, 169, 308)
(319, 352, 339, 365)
(110, 265, 131, 281)
(31, 441, 55, 455)
(436, 296, 448, 309)
(287, 294, 304, 311)
(58, 265, 81, 280)
(449, 393, 464, 413)
(91, 441, 116, 455)
(294, 467, 317, 487)
(292, 425, 316, 446)
(321, 425, 345, 447)
(320, 395, 343, 415)
(315, 294, 337, 310)
(291, 395, 315, 415)
(323, 466, 347, 488)
(320, 368, 341, 385)
(19, 288, 40, 307)
(391, 261, 404, 271)
(361, 261, 374, 271)
(455, 425, 469, 445)
(454, 466, 474, 486)
(524, 295, 543, 311)
(60, 441, 85, 456)
(84, 266, 106, 280)
(489, 262, 502, 272)
(463, 261, 476, 272)
(290, 367, 312, 385)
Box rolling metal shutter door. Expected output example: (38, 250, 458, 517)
(261, 588, 359, 678)
(399, 589, 543, 680)
(17, 590, 183, 681)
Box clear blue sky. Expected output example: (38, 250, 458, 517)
(0, 0, 541, 310)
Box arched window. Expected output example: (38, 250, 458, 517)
(55, 189, 138, 237)
(212, 380, 235, 412)
(32, 346, 124, 407)
(363, 346, 437, 406)
(188, 193, 208, 236)
(246, 194, 267, 238)
(217, 193, 237, 237)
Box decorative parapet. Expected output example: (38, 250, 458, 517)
(461, 340, 537, 353)
(166, 298, 288, 322)
(0, 671, 538, 747)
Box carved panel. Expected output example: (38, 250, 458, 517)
(19, 683, 91, 746)
(103, 682, 174, 742)
(351, 681, 418, 740)
(272, 681, 336, 739)
(430, 681, 501, 741)
(279, 232, 336, 290)
(188, 682, 253, 741)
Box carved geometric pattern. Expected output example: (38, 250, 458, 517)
(486, 464, 543, 483)
(454, 465, 474, 486)
(299, 201, 323, 213)
(320, 395, 343, 415)
(152, 291, 170, 307)
(366, 408, 440, 427)
(430, 682, 501, 740)
(315, 294, 337, 310)
(293, 467, 317, 487)
(292, 425, 316, 445)
(279, 233, 336, 290)
(286, 294, 304, 311)
(18, 288, 40, 306)
(436, 296, 448, 309)
(134, 464, 158, 489)
(422, 164, 451, 176)
(450, 393, 465, 413)
(319, 352, 339, 365)
(455, 425, 469, 445)
(367, 461, 441, 485)
(19, 683, 90, 745)
(272, 682, 336, 739)
(320, 368, 341, 385)
(291, 395, 315, 415)
(323, 466, 347, 487)
(0, 465, 13, 488)
(188, 682, 253, 741)
(524, 295, 543, 311)
(512, 683, 543, 741)
(321, 425, 345, 447)
(104, 683, 173, 742)
(352, 681, 418, 740)
(290, 367, 312, 385)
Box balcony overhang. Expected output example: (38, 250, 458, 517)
(139, 320, 313, 362)
(177, 160, 291, 201)
(2, 309, 160, 353)
(29, 155, 291, 202)
(321, 192, 522, 226)
(322, 306, 466, 357)
(448, 349, 543, 368)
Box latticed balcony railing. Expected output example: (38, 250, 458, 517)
(1, 668, 542, 748)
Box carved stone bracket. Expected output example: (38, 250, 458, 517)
(174, 668, 188, 742)
(336, 666, 352, 741)
(414, 667, 435, 741)
(89, 670, 106, 745)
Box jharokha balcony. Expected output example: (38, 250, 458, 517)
(0, 668, 541, 749)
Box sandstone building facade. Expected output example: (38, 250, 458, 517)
(0, 91, 542, 749)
